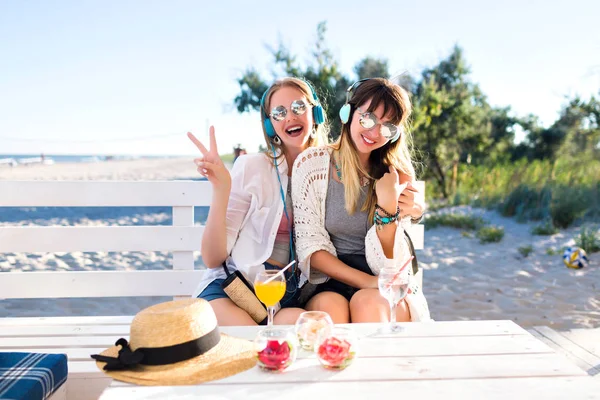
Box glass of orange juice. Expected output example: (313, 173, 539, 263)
(254, 269, 286, 326)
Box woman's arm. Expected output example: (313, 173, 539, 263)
(373, 166, 407, 258)
(310, 251, 377, 289)
(201, 155, 252, 269)
(201, 186, 230, 269)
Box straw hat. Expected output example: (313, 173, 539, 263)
(91, 298, 257, 385)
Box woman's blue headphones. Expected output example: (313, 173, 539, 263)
(338, 78, 401, 143)
(260, 78, 325, 138)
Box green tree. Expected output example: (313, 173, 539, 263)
(234, 68, 269, 113)
(517, 95, 600, 161)
(354, 57, 389, 80)
(233, 22, 392, 139)
(555, 96, 600, 159)
(412, 46, 495, 198)
(234, 22, 347, 136)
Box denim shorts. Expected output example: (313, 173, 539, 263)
(198, 278, 228, 302)
(197, 261, 303, 308)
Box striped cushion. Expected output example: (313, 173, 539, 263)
(0, 353, 67, 400)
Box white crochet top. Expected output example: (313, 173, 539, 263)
(291, 146, 432, 322)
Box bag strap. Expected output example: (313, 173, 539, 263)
(222, 261, 231, 277)
(404, 230, 419, 276)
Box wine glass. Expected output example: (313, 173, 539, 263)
(254, 270, 286, 326)
(378, 267, 411, 333)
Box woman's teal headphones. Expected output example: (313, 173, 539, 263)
(260, 78, 325, 139)
(338, 78, 401, 143)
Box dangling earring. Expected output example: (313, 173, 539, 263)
(272, 135, 282, 145)
(310, 127, 317, 139)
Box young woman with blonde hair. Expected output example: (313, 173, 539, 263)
(189, 77, 329, 325)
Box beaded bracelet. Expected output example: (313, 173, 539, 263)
(373, 204, 401, 230)
(375, 204, 398, 217)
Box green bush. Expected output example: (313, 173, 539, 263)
(425, 213, 486, 230)
(575, 225, 600, 253)
(550, 186, 589, 229)
(499, 185, 551, 222)
(476, 225, 504, 243)
(518, 245, 534, 257)
(426, 157, 600, 228)
(531, 220, 559, 235)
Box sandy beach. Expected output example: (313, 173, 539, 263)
(1, 157, 598, 330)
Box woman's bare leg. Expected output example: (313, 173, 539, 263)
(349, 289, 411, 323)
(208, 298, 257, 326)
(305, 291, 350, 323)
(274, 307, 306, 325)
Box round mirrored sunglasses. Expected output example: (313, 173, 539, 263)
(356, 107, 399, 139)
(270, 99, 308, 122)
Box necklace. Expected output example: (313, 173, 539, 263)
(332, 155, 371, 187)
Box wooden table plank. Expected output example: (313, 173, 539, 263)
(218, 321, 528, 338)
(5, 348, 107, 361)
(0, 320, 527, 337)
(0, 324, 131, 337)
(5, 334, 553, 360)
(0, 335, 125, 348)
(0, 316, 134, 326)
(102, 353, 585, 386)
(206, 353, 587, 383)
(101, 377, 600, 400)
(531, 326, 600, 376)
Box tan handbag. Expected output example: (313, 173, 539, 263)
(220, 263, 268, 325)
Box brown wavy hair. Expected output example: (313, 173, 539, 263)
(331, 78, 415, 218)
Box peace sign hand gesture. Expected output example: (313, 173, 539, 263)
(187, 126, 231, 194)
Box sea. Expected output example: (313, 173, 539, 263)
(0, 153, 209, 225)
(0, 154, 172, 164)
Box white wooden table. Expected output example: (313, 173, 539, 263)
(99, 321, 600, 400)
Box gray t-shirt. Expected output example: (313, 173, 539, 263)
(324, 174, 369, 255)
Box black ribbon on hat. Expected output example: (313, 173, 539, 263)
(91, 326, 221, 371)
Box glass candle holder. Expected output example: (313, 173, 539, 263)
(294, 311, 334, 351)
(315, 326, 358, 370)
(254, 327, 298, 372)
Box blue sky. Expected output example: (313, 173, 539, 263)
(1, 0, 598, 156)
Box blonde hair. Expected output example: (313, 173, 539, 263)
(260, 77, 329, 164)
(331, 78, 415, 220)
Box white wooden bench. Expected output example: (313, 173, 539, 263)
(0, 180, 425, 400)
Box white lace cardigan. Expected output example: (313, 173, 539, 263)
(291, 146, 431, 322)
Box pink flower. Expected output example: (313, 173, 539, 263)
(257, 340, 291, 370)
(317, 337, 351, 366)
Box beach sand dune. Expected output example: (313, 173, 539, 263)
(1, 158, 598, 330)
(421, 206, 599, 330)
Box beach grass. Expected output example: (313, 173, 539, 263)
(425, 213, 486, 230)
(426, 156, 600, 229)
(518, 245, 534, 257)
(476, 225, 505, 243)
(531, 220, 559, 236)
(575, 225, 600, 253)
